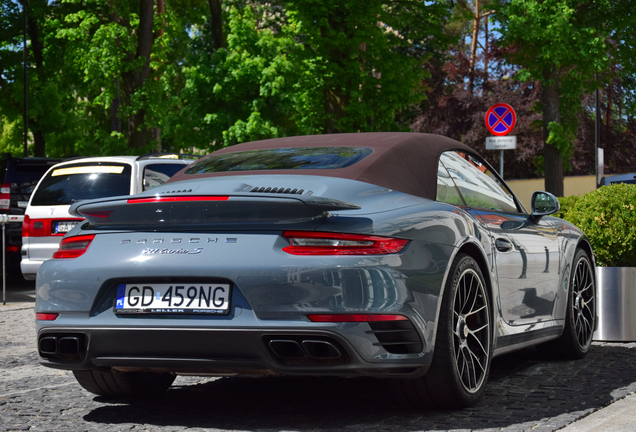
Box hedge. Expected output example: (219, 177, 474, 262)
(556, 183, 636, 267)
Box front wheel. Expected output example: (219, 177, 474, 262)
(390, 254, 492, 409)
(73, 370, 176, 398)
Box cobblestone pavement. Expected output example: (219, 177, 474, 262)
(2, 302, 636, 432)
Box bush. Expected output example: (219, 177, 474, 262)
(557, 184, 636, 267)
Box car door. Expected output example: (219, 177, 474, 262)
(438, 151, 561, 325)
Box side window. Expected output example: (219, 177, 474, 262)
(436, 161, 465, 206)
(439, 151, 519, 213)
(143, 164, 186, 191)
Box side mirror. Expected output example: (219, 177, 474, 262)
(531, 191, 560, 220)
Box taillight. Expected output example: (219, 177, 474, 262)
(22, 214, 30, 237)
(22, 217, 84, 237)
(281, 231, 408, 255)
(52, 235, 95, 259)
(307, 314, 408, 322)
(35, 312, 58, 321)
(127, 196, 229, 204)
(0, 183, 10, 210)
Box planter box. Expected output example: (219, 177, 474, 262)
(594, 267, 636, 341)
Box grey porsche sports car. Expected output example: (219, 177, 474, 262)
(35, 133, 596, 408)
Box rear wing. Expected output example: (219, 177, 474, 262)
(69, 194, 360, 230)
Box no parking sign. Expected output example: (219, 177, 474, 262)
(485, 103, 516, 136)
(485, 103, 517, 177)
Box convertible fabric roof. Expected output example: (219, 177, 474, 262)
(168, 133, 475, 201)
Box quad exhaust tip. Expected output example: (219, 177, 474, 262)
(38, 334, 86, 361)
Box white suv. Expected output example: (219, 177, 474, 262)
(20, 154, 197, 280)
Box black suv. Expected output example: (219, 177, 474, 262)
(0, 154, 64, 279)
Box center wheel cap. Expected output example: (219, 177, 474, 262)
(457, 317, 469, 341)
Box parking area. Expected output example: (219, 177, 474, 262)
(2, 283, 636, 431)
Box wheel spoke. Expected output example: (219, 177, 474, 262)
(468, 331, 489, 357)
(467, 346, 487, 373)
(466, 304, 487, 318)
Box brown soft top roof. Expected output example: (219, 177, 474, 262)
(168, 132, 475, 201)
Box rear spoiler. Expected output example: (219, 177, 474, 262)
(69, 194, 360, 229)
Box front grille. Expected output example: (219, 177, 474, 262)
(367, 320, 423, 354)
(249, 187, 305, 195)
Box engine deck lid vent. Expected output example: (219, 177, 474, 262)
(248, 186, 309, 195)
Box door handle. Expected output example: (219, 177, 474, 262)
(495, 238, 513, 253)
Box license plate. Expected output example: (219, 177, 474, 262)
(54, 221, 80, 234)
(114, 283, 231, 315)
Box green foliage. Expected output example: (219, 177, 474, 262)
(558, 184, 636, 267)
(496, 0, 613, 175)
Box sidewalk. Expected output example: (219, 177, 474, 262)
(561, 392, 636, 431)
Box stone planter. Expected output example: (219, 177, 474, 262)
(593, 267, 636, 341)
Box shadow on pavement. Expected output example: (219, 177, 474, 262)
(1, 278, 36, 304)
(82, 344, 636, 430)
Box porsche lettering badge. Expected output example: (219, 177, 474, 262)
(142, 247, 203, 255)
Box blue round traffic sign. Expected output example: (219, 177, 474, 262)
(485, 103, 516, 136)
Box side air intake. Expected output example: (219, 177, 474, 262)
(367, 320, 423, 354)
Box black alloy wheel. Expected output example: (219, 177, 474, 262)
(390, 254, 492, 408)
(540, 248, 596, 359)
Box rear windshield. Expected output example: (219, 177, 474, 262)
(31, 162, 132, 206)
(184, 147, 373, 175)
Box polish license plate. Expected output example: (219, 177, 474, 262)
(54, 221, 80, 234)
(114, 283, 231, 315)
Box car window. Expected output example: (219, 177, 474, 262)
(184, 147, 374, 175)
(436, 161, 465, 206)
(31, 162, 132, 206)
(439, 151, 519, 213)
(143, 163, 186, 191)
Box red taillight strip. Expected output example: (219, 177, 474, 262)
(282, 231, 408, 255)
(52, 234, 95, 259)
(35, 313, 58, 321)
(307, 314, 408, 322)
(82, 211, 113, 219)
(127, 196, 229, 204)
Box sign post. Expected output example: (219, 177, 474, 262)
(485, 103, 517, 179)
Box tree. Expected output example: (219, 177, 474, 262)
(496, 0, 613, 196)
(178, 0, 452, 149)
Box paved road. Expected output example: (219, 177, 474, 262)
(2, 283, 636, 431)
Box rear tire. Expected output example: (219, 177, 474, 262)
(538, 248, 596, 359)
(73, 370, 176, 398)
(391, 254, 492, 409)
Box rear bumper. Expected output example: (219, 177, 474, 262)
(37, 326, 429, 378)
(20, 257, 41, 280)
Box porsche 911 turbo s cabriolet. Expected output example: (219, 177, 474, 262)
(34, 133, 596, 409)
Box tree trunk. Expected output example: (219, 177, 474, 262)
(468, 0, 480, 95)
(542, 66, 564, 197)
(208, 0, 225, 49)
(26, 0, 46, 156)
(484, 17, 489, 85)
(606, 84, 612, 129)
(121, 0, 154, 149)
(111, 78, 122, 133)
(33, 129, 45, 157)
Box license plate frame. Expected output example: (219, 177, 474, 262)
(114, 282, 232, 315)
(53, 221, 80, 234)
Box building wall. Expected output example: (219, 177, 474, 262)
(507, 175, 597, 211)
